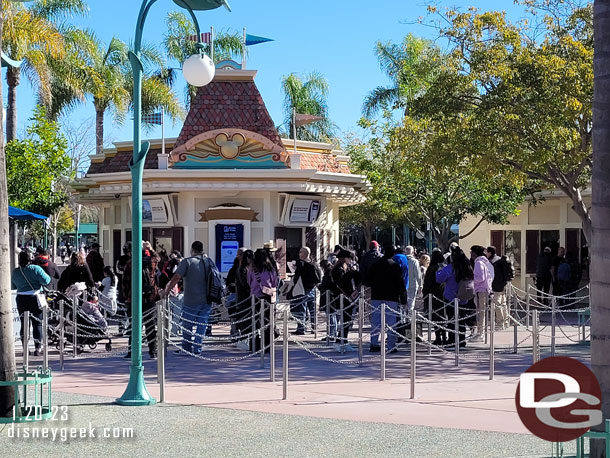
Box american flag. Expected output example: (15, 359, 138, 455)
(187, 32, 212, 44)
(142, 112, 163, 125)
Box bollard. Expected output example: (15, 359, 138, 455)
(484, 295, 488, 346)
(427, 294, 432, 356)
(270, 301, 275, 382)
(513, 322, 518, 354)
(358, 294, 363, 366)
(23, 311, 30, 372)
(325, 290, 331, 345)
(410, 308, 416, 399)
(260, 300, 265, 368)
(489, 299, 495, 380)
(157, 300, 165, 403)
(43, 306, 49, 371)
(72, 295, 78, 358)
(282, 309, 288, 400)
(454, 299, 459, 367)
(380, 303, 386, 381)
(526, 284, 531, 329)
(59, 299, 64, 371)
(339, 294, 345, 355)
(532, 309, 539, 363)
(551, 297, 556, 357)
(251, 295, 256, 354)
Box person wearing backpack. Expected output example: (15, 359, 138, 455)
(487, 246, 514, 329)
(162, 241, 214, 355)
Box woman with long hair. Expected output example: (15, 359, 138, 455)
(12, 251, 51, 356)
(99, 266, 118, 315)
(422, 249, 446, 345)
(247, 248, 278, 352)
(58, 252, 95, 292)
(234, 249, 254, 349)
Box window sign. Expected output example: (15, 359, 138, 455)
(289, 199, 321, 223)
(143, 199, 167, 223)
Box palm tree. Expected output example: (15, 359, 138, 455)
(591, 1, 610, 455)
(281, 72, 334, 142)
(163, 11, 243, 107)
(1, 0, 88, 142)
(362, 34, 443, 119)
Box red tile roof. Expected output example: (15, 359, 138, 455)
(87, 147, 161, 175)
(298, 152, 351, 174)
(173, 80, 284, 151)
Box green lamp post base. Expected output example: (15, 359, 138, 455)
(116, 364, 156, 406)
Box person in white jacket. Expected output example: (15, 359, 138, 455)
(471, 245, 494, 341)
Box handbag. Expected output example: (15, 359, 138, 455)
(290, 277, 305, 298)
(255, 271, 277, 303)
(19, 267, 47, 310)
(457, 279, 475, 302)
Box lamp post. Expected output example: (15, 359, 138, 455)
(117, 0, 229, 406)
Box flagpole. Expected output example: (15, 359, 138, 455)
(293, 107, 297, 154)
(161, 108, 165, 157)
(210, 26, 214, 63)
(242, 27, 246, 69)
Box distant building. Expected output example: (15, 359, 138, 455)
(459, 190, 589, 289)
(73, 66, 369, 275)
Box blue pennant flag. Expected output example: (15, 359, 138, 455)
(245, 34, 274, 46)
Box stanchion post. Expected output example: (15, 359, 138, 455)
(59, 299, 64, 371)
(260, 300, 265, 368)
(43, 306, 48, 371)
(380, 303, 386, 381)
(339, 294, 345, 355)
(358, 294, 363, 366)
(72, 296, 78, 358)
(270, 301, 275, 382)
(551, 296, 556, 357)
(526, 284, 531, 329)
(282, 309, 288, 400)
(454, 299, 459, 367)
(489, 299, 495, 380)
(314, 290, 319, 340)
(410, 308, 416, 399)
(513, 321, 518, 354)
(23, 310, 30, 371)
(484, 295, 488, 345)
(325, 290, 331, 345)
(157, 300, 165, 403)
(427, 294, 432, 356)
(532, 309, 539, 363)
(251, 295, 256, 354)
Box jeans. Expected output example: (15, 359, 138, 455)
(292, 290, 316, 333)
(370, 300, 398, 350)
(328, 312, 338, 339)
(492, 291, 508, 326)
(16, 295, 43, 350)
(181, 302, 212, 354)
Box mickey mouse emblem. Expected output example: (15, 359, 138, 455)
(215, 132, 246, 159)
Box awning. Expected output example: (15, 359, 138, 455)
(8, 206, 47, 221)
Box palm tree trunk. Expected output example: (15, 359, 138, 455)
(5, 66, 20, 143)
(591, 1, 610, 456)
(0, 2, 18, 417)
(95, 105, 104, 155)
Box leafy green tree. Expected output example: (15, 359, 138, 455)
(1, 0, 88, 142)
(281, 72, 335, 142)
(6, 106, 73, 216)
(414, 2, 594, 241)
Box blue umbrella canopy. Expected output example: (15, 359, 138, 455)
(8, 206, 47, 221)
(172, 0, 230, 11)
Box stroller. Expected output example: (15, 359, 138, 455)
(47, 283, 113, 354)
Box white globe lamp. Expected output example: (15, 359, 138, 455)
(183, 54, 215, 87)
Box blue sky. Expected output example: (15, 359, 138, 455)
(6, 0, 526, 152)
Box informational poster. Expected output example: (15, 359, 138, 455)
(215, 224, 244, 272)
(142, 199, 168, 223)
(289, 199, 321, 223)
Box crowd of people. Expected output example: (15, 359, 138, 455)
(12, 236, 524, 359)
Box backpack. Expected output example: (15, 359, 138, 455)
(501, 256, 515, 281)
(457, 279, 475, 302)
(557, 262, 571, 282)
(203, 257, 225, 304)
